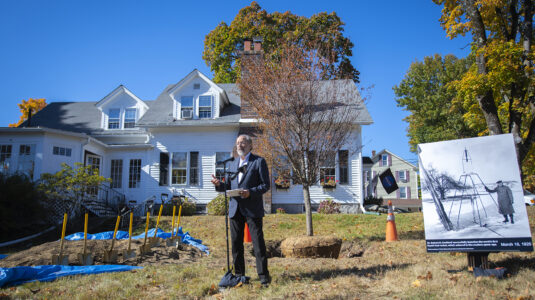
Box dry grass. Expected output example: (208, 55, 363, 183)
(1, 207, 535, 299)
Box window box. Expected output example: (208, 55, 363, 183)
(275, 175, 290, 189)
(321, 177, 337, 189)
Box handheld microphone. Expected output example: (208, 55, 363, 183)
(216, 156, 235, 165)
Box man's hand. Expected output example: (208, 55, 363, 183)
(239, 189, 250, 198)
(211, 174, 220, 187)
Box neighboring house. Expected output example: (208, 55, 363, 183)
(0, 44, 373, 214)
(363, 149, 420, 211)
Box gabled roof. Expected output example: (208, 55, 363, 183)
(19, 101, 154, 134)
(95, 85, 149, 111)
(372, 149, 417, 169)
(136, 74, 240, 127)
(166, 69, 229, 106)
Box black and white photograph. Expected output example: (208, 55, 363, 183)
(419, 134, 533, 252)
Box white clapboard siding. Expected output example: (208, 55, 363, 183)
(141, 127, 236, 205)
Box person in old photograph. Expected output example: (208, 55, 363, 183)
(485, 180, 515, 224)
(211, 134, 271, 286)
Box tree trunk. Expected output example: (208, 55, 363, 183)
(302, 185, 313, 236)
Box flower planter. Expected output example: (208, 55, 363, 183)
(275, 184, 290, 190)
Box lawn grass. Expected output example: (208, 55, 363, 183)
(1, 207, 534, 299)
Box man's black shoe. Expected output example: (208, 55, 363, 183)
(260, 275, 271, 286)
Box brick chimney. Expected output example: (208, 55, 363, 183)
(372, 150, 376, 157)
(240, 37, 263, 119)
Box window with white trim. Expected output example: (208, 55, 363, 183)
(181, 96, 194, 119)
(319, 154, 336, 185)
(18, 144, 36, 179)
(124, 108, 137, 128)
(108, 108, 120, 129)
(0, 145, 12, 174)
(110, 159, 123, 188)
(381, 154, 388, 166)
(53, 146, 72, 157)
(172, 152, 187, 184)
(399, 186, 407, 199)
(129, 159, 141, 188)
(215, 152, 231, 181)
(398, 170, 406, 182)
(199, 95, 212, 118)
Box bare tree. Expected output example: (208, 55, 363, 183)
(238, 43, 364, 236)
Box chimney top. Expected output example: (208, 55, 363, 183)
(372, 150, 376, 157)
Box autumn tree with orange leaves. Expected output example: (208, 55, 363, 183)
(434, 0, 535, 187)
(238, 43, 362, 236)
(9, 98, 47, 127)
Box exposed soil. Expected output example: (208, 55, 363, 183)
(0, 238, 204, 268)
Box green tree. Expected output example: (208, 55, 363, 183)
(39, 163, 110, 216)
(203, 1, 359, 83)
(434, 0, 535, 179)
(394, 54, 478, 152)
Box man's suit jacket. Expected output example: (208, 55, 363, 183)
(217, 153, 270, 218)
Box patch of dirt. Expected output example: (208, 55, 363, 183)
(339, 240, 367, 258)
(0, 238, 205, 268)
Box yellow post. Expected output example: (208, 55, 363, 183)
(176, 205, 183, 232)
(143, 211, 150, 246)
(153, 203, 164, 237)
(128, 212, 133, 249)
(83, 213, 88, 254)
(171, 205, 176, 237)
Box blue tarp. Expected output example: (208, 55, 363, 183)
(0, 255, 7, 260)
(0, 265, 142, 288)
(65, 227, 209, 255)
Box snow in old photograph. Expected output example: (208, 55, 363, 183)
(418, 134, 532, 241)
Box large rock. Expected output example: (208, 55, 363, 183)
(280, 236, 342, 258)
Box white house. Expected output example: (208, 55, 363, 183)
(363, 149, 420, 211)
(0, 68, 373, 214)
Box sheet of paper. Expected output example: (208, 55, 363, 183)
(226, 189, 244, 197)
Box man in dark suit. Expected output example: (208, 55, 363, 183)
(211, 134, 271, 285)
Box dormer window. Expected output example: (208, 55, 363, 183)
(108, 109, 120, 129)
(124, 108, 137, 128)
(181, 96, 194, 119)
(199, 95, 212, 118)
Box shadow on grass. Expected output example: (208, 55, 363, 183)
(491, 256, 535, 274)
(365, 230, 425, 242)
(281, 263, 412, 281)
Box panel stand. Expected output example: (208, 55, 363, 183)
(467, 252, 489, 269)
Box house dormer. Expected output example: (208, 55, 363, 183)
(167, 69, 229, 120)
(96, 85, 149, 130)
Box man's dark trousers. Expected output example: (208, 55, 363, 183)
(230, 209, 268, 277)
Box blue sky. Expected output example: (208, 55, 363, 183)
(0, 0, 471, 164)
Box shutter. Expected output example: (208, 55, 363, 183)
(395, 171, 399, 181)
(396, 189, 400, 198)
(407, 188, 411, 199)
(406, 171, 410, 182)
(388, 155, 392, 166)
(159, 152, 169, 186)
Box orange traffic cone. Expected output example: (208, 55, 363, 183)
(244, 223, 252, 243)
(385, 200, 399, 242)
